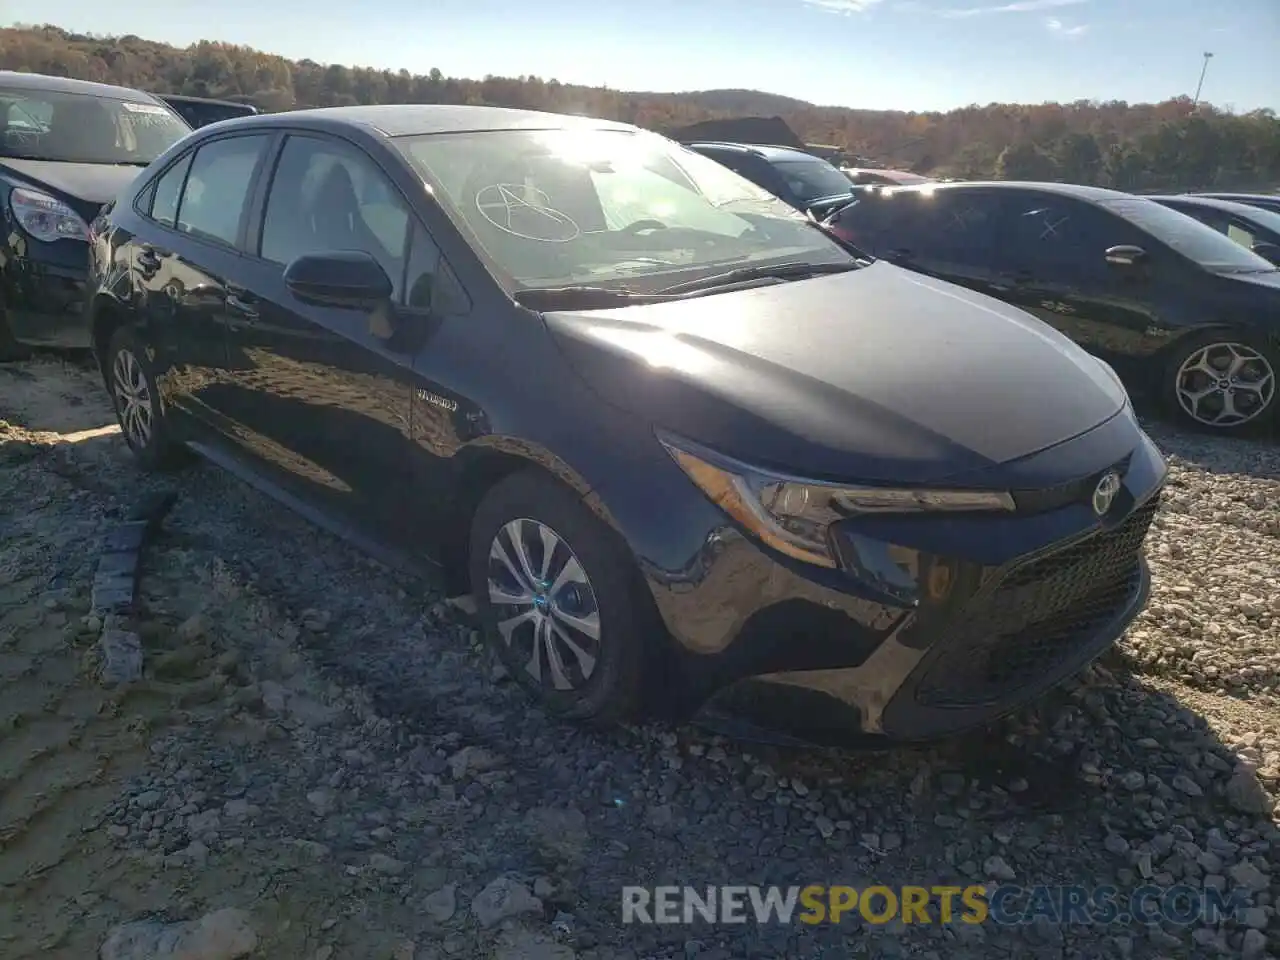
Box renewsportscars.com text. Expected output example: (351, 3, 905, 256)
(621, 884, 1247, 926)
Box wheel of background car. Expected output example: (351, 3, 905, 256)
(620, 219, 668, 235)
(468, 469, 652, 723)
(1162, 331, 1278, 432)
(104, 327, 189, 471)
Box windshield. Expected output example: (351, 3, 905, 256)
(393, 128, 854, 292)
(1100, 197, 1277, 273)
(0, 88, 191, 165)
(1228, 204, 1280, 236)
(772, 158, 856, 203)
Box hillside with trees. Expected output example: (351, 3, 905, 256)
(3, 24, 1278, 192)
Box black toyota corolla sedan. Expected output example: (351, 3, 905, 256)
(0, 71, 192, 358)
(86, 105, 1167, 743)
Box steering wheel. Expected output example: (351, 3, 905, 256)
(620, 219, 669, 235)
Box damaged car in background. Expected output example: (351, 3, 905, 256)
(1, 70, 191, 359)
(86, 104, 1167, 744)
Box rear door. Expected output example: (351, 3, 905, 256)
(128, 133, 274, 436)
(838, 188, 1008, 292)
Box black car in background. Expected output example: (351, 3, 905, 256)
(157, 94, 259, 129)
(1149, 194, 1280, 265)
(684, 141, 857, 219)
(1, 70, 191, 358)
(1191, 193, 1280, 216)
(827, 182, 1280, 432)
(86, 105, 1166, 744)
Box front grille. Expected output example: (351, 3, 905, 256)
(1010, 453, 1132, 514)
(916, 494, 1160, 707)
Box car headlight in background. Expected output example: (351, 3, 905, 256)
(659, 433, 1014, 569)
(9, 187, 90, 243)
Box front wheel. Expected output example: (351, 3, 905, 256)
(104, 327, 189, 471)
(1162, 333, 1278, 432)
(468, 469, 652, 723)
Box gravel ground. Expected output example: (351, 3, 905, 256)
(0, 355, 1277, 960)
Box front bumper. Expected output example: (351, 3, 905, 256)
(636, 414, 1167, 742)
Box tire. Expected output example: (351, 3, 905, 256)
(1161, 331, 1279, 433)
(103, 327, 189, 471)
(468, 469, 652, 724)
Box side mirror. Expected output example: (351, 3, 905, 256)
(1105, 244, 1147, 267)
(1250, 241, 1280, 265)
(284, 251, 393, 311)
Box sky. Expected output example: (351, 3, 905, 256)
(5, 0, 1279, 113)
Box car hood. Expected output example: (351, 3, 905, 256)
(544, 262, 1129, 485)
(1217, 267, 1280, 293)
(0, 158, 142, 220)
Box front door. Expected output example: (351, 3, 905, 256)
(208, 132, 422, 548)
(988, 194, 1166, 363)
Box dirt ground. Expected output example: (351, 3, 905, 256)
(0, 355, 1276, 960)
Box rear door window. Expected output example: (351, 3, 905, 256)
(177, 135, 271, 247)
(150, 154, 193, 228)
(855, 189, 1003, 267)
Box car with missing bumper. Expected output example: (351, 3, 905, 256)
(0, 71, 192, 359)
(86, 105, 1166, 743)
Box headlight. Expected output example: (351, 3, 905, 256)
(9, 187, 90, 243)
(659, 433, 1015, 569)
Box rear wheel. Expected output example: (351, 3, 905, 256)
(1162, 332, 1277, 432)
(468, 469, 651, 723)
(104, 327, 189, 471)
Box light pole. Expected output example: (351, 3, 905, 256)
(1192, 51, 1214, 108)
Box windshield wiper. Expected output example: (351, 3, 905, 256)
(659, 260, 860, 295)
(513, 285, 674, 310)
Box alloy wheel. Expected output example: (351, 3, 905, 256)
(112, 348, 154, 449)
(487, 517, 601, 691)
(1174, 341, 1275, 428)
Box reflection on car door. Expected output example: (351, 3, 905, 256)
(130, 134, 272, 437)
(989, 194, 1167, 361)
(209, 132, 423, 549)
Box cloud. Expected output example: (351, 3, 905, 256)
(802, 0, 886, 14)
(1046, 16, 1089, 35)
(939, 0, 1086, 18)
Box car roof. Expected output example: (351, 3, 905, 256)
(0, 69, 161, 104)
(159, 93, 256, 109)
(685, 141, 825, 163)
(875, 180, 1139, 203)
(1149, 194, 1275, 219)
(1193, 192, 1280, 203)
(209, 104, 637, 138)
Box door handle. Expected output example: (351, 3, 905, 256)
(225, 292, 260, 322)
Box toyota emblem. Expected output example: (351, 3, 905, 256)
(1092, 471, 1121, 516)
